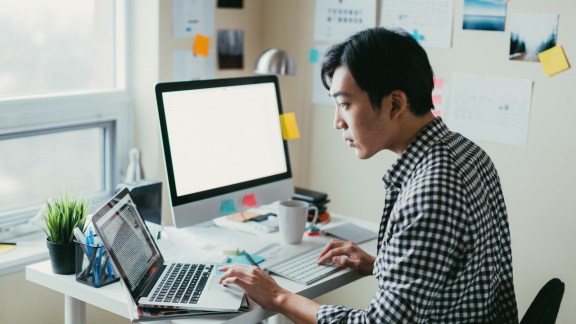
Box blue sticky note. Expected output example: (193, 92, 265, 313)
(309, 48, 319, 63)
(227, 253, 265, 265)
(220, 199, 237, 214)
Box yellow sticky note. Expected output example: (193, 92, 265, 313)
(0, 244, 16, 254)
(280, 112, 300, 140)
(193, 34, 210, 57)
(538, 45, 570, 77)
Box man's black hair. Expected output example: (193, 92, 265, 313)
(321, 27, 435, 116)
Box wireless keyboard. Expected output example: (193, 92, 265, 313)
(264, 246, 341, 285)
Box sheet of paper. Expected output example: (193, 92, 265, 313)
(172, 0, 215, 39)
(539, 45, 570, 77)
(447, 73, 533, 147)
(172, 50, 216, 81)
(314, 0, 377, 43)
(380, 0, 454, 48)
(162, 226, 275, 261)
(311, 45, 333, 106)
(280, 112, 301, 140)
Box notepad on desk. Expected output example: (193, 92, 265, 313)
(322, 223, 377, 244)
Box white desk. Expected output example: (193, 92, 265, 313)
(26, 215, 377, 324)
(0, 230, 48, 276)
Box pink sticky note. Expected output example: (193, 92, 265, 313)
(432, 110, 442, 117)
(242, 193, 258, 208)
(433, 77, 444, 89)
(432, 94, 442, 105)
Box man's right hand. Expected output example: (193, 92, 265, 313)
(316, 239, 375, 276)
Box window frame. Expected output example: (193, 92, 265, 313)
(0, 0, 132, 230)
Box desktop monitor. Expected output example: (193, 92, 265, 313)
(155, 75, 294, 228)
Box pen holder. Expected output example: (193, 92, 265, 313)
(75, 241, 119, 288)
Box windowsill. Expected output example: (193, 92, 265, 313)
(0, 230, 48, 276)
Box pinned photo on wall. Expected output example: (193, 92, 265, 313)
(509, 13, 559, 62)
(462, 0, 507, 31)
(217, 29, 244, 69)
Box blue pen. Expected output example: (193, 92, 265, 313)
(94, 244, 102, 286)
(85, 234, 92, 258)
(107, 258, 113, 280)
(89, 227, 94, 244)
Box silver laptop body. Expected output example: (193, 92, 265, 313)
(91, 188, 244, 311)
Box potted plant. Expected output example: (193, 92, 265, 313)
(42, 193, 88, 274)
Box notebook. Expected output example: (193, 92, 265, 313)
(91, 188, 245, 312)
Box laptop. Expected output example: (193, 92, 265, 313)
(91, 188, 245, 311)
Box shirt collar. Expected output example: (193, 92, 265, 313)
(383, 117, 449, 189)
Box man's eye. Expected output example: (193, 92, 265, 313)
(338, 103, 349, 109)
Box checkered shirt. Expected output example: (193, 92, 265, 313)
(318, 118, 518, 323)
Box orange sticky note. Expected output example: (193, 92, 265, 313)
(280, 112, 300, 140)
(242, 193, 258, 208)
(538, 45, 570, 77)
(193, 34, 210, 57)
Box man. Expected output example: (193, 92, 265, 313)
(219, 27, 518, 323)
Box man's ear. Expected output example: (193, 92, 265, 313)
(389, 90, 408, 119)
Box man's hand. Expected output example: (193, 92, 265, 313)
(218, 264, 319, 323)
(218, 264, 289, 311)
(316, 239, 375, 276)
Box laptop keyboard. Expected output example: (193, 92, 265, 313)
(264, 246, 341, 285)
(150, 263, 213, 304)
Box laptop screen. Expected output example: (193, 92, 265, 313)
(92, 188, 164, 300)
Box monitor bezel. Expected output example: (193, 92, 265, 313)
(155, 75, 293, 209)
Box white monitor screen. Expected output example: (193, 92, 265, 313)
(156, 76, 293, 227)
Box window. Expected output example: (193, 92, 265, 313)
(0, 0, 131, 232)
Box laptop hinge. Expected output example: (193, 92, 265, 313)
(140, 264, 166, 298)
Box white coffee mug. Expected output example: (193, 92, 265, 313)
(278, 200, 318, 244)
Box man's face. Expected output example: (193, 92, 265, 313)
(329, 66, 395, 159)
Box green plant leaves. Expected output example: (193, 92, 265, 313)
(43, 193, 88, 244)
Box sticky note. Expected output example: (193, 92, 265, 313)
(242, 193, 258, 208)
(0, 244, 16, 254)
(538, 45, 570, 77)
(193, 34, 210, 57)
(280, 112, 300, 140)
(432, 94, 442, 105)
(227, 253, 265, 265)
(432, 110, 441, 117)
(433, 77, 444, 89)
(220, 199, 237, 214)
(309, 48, 319, 63)
(221, 244, 239, 255)
(411, 29, 424, 42)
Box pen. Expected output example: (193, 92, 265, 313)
(241, 249, 260, 268)
(0, 242, 16, 245)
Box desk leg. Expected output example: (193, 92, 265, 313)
(64, 295, 86, 324)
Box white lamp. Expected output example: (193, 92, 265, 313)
(254, 48, 296, 76)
